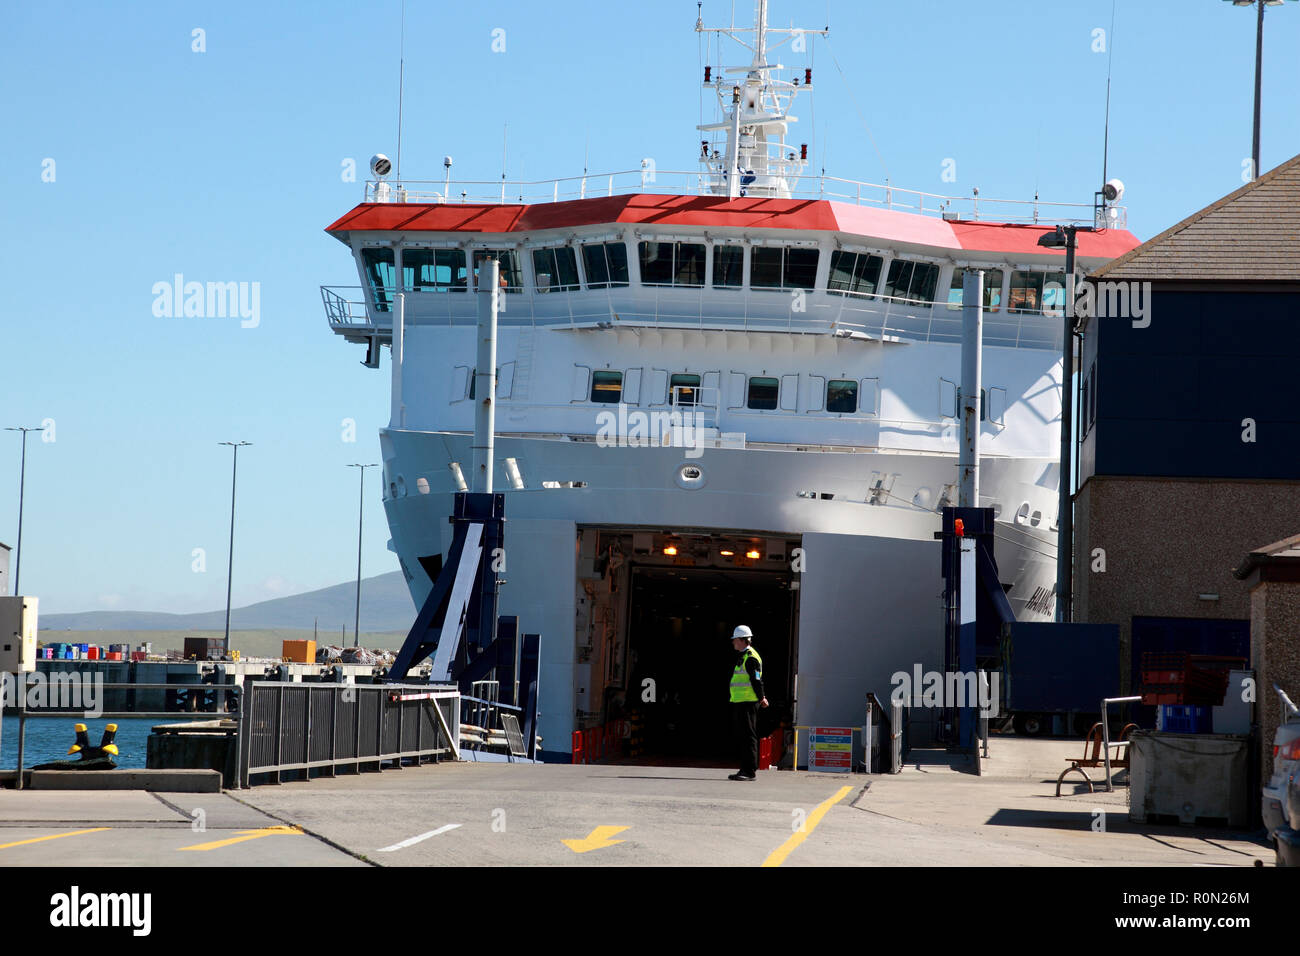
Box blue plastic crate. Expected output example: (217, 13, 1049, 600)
(1158, 704, 1213, 734)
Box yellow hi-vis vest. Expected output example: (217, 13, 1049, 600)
(730, 646, 763, 703)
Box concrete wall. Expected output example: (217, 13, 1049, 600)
(1074, 476, 1300, 691)
(1248, 580, 1300, 783)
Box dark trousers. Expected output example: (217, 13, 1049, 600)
(731, 701, 759, 775)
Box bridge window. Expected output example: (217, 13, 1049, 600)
(581, 242, 630, 289)
(670, 373, 701, 406)
(404, 249, 468, 293)
(713, 244, 744, 288)
(1009, 270, 1065, 314)
(591, 370, 623, 404)
(747, 376, 779, 410)
(828, 251, 883, 297)
(752, 246, 819, 290)
(361, 247, 395, 312)
(826, 379, 858, 413)
(471, 250, 523, 293)
(882, 259, 940, 305)
(946, 267, 1003, 312)
(639, 241, 706, 287)
(532, 247, 581, 293)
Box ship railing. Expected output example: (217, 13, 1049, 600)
(363, 170, 1122, 227)
(322, 285, 373, 330)
(321, 283, 1064, 351)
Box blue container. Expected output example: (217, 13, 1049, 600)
(79, 644, 89, 653)
(1158, 704, 1213, 734)
(62, 649, 73, 660)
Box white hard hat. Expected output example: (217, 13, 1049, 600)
(732, 625, 753, 641)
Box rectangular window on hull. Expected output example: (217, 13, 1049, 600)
(403, 248, 468, 292)
(471, 250, 523, 292)
(713, 244, 744, 288)
(946, 267, 1003, 311)
(752, 246, 820, 290)
(638, 241, 706, 287)
(581, 242, 630, 289)
(670, 373, 701, 406)
(747, 376, 779, 410)
(591, 370, 623, 404)
(881, 259, 940, 305)
(531, 247, 581, 292)
(827, 250, 884, 297)
(826, 379, 858, 413)
(361, 248, 395, 312)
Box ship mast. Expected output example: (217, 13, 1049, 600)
(696, 0, 827, 199)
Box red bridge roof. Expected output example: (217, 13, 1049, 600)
(325, 193, 1140, 260)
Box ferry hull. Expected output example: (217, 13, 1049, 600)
(379, 428, 1057, 755)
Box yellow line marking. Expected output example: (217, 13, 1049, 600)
(761, 785, 853, 868)
(178, 825, 303, 852)
(561, 825, 630, 854)
(0, 827, 111, 851)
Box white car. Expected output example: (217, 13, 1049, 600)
(1264, 685, 1300, 843)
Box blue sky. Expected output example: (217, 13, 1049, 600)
(3, 0, 1298, 614)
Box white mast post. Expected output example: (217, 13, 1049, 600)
(472, 258, 499, 493)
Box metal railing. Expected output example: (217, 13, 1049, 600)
(238, 681, 459, 787)
(361, 169, 1124, 228)
(1, 680, 242, 791)
(321, 283, 1064, 350)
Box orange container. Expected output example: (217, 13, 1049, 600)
(106, 652, 123, 661)
(282, 639, 316, 664)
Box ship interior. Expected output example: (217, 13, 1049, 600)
(576, 529, 799, 765)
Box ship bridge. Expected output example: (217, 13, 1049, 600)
(322, 188, 1137, 364)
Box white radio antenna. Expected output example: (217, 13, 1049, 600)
(396, 0, 406, 181)
(1102, 0, 1116, 192)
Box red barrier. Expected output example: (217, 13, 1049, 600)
(571, 731, 585, 764)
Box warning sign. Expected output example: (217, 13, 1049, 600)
(808, 726, 853, 773)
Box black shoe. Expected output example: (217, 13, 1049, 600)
(728, 772, 756, 781)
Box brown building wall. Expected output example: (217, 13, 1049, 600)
(1249, 581, 1300, 782)
(1074, 476, 1300, 693)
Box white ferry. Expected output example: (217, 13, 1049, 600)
(321, 1, 1140, 758)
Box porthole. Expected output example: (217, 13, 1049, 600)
(1014, 503, 1030, 525)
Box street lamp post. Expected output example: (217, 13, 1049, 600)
(1037, 226, 1093, 623)
(1226, 0, 1297, 180)
(5, 426, 42, 595)
(347, 463, 378, 648)
(218, 441, 252, 656)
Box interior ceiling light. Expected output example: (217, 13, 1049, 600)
(746, 549, 761, 559)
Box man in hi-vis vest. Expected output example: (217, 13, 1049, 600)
(728, 625, 768, 781)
